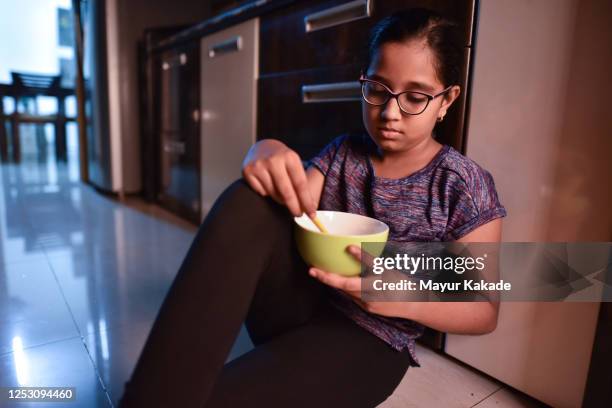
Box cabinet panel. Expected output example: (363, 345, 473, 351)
(140, 26, 189, 202)
(157, 42, 201, 223)
(200, 18, 259, 217)
(446, 0, 609, 405)
(257, 65, 365, 160)
(260, 0, 372, 75)
(260, 0, 475, 75)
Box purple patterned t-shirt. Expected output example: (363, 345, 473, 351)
(309, 133, 507, 366)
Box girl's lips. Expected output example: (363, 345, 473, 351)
(378, 128, 403, 138)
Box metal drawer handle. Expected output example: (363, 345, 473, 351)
(304, 0, 372, 33)
(208, 36, 242, 58)
(301, 81, 361, 103)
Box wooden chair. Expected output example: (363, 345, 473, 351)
(0, 71, 74, 162)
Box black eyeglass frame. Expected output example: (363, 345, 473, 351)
(359, 76, 453, 115)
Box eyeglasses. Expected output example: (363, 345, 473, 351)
(359, 76, 452, 115)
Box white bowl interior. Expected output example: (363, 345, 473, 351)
(295, 211, 388, 236)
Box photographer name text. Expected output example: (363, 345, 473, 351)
(371, 279, 511, 292)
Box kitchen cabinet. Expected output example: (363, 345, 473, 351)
(157, 42, 201, 223)
(257, 64, 365, 158)
(200, 18, 259, 217)
(444, 0, 611, 407)
(260, 0, 475, 75)
(144, 0, 475, 221)
(140, 25, 190, 203)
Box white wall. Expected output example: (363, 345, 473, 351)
(446, 0, 612, 407)
(105, 0, 210, 193)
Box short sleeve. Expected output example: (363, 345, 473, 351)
(443, 168, 507, 241)
(307, 134, 349, 177)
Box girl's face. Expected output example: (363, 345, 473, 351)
(362, 40, 460, 153)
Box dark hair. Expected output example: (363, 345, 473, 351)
(364, 8, 463, 87)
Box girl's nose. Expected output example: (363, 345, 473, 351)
(381, 97, 402, 121)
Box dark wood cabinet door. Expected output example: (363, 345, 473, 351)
(258, 64, 365, 160)
(260, 0, 374, 75)
(260, 0, 475, 75)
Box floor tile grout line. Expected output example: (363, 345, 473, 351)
(43, 248, 115, 407)
(79, 335, 115, 408)
(0, 332, 114, 407)
(470, 386, 503, 407)
(41, 247, 85, 341)
(0, 334, 83, 357)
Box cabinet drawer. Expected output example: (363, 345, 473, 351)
(257, 65, 365, 159)
(260, 0, 372, 75)
(260, 0, 475, 75)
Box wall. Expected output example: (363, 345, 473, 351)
(108, 0, 211, 193)
(445, 0, 612, 407)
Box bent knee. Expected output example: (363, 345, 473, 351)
(205, 178, 286, 225)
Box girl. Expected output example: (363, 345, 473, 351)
(121, 8, 506, 408)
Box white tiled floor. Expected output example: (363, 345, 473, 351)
(379, 344, 548, 407)
(0, 152, 547, 407)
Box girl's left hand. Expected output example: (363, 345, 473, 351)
(308, 245, 412, 319)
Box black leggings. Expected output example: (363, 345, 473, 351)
(119, 180, 412, 408)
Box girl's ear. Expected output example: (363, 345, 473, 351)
(439, 85, 461, 118)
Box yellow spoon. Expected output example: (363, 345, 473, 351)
(310, 214, 329, 234)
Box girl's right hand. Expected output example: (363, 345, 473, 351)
(242, 139, 316, 217)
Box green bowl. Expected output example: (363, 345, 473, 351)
(294, 211, 389, 276)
